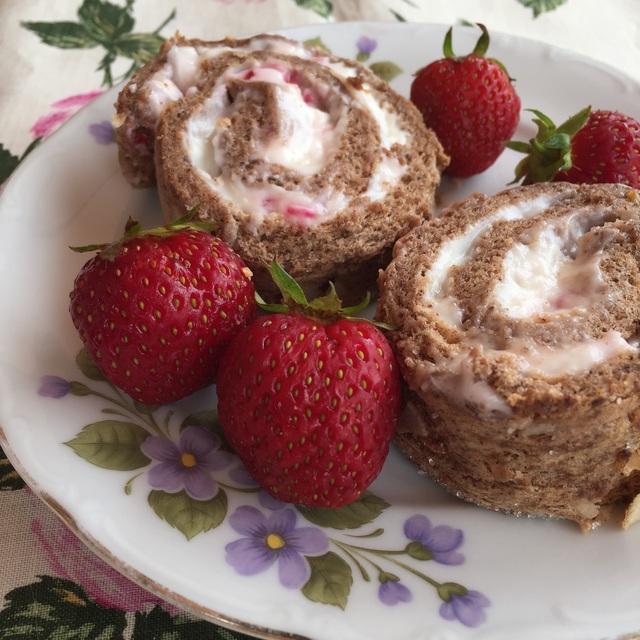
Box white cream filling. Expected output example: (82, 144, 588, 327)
(365, 155, 406, 201)
(424, 194, 562, 326)
(183, 61, 407, 226)
(417, 193, 638, 412)
(514, 330, 634, 376)
(416, 355, 513, 418)
(324, 60, 408, 149)
(144, 38, 320, 120)
(494, 211, 610, 318)
(237, 66, 337, 175)
(208, 173, 348, 232)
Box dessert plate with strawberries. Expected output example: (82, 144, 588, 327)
(1, 21, 640, 640)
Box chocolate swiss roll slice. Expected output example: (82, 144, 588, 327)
(114, 34, 447, 303)
(377, 182, 640, 531)
(114, 34, 328, 188)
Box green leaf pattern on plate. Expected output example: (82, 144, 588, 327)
(149, 489, 229, 540)
(65, 420, 151, 470)
(39, 349, 491, 626)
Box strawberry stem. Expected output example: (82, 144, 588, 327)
(69, 205, 218, 260)
(256, 260, 392, 328)
(505, 106, 592, 184)
(443, 23, 490, 60)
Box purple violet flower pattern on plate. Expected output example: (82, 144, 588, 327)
(226, 506, 330, 588)
(378, 579, 412, 606)
(404, 514, 465, 565)
(440, 588, 491, 627)
(89, 120, 115, 145)
(141, 426, 233, 501)
(42, 348, 492, 626)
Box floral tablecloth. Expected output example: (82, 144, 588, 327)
(1, 1, 639, 639)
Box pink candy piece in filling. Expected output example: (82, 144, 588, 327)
(286, 205, 318, 219)
(262, 196, 318, 219)
(261, 199, 318, 220)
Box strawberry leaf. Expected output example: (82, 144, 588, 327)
(443, 23, 489, 60)
(269, 259, 309, 306)
(64, 420, 151, 470)
(148, 489, 228, 540)
(302, 552, 353, 609)
(257, 260, 382, 326)
(69, 206, 217, 258)
(556, 105, 592, 136)
(505, 106, 591, 184)
(543, 133, 571, 149)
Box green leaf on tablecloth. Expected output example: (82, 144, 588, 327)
(0, 145, 21, 186)
(0, 138, 42, 185)
(517, 0, 568, 17)
(389, 9, 407, 22)
(20, 1, 175, 88)
(131, 605, 258, 639)
(302, 552, 353, 609)
(0, 447, 25, 491)
(296, 490, 390, 529)
(148, 489, 228, 540)
(20, 21, 96, 48)
(64, 420, 152, 470)
(369, 61, 402, 82)
(115, 33, 167, 65)
(293, 0, 333, 19)
(0, 576, 127, 639)
(78, 0, 135, 45)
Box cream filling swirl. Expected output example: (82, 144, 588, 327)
(417, 190, 639, 416)
(141, 39, 410, 229)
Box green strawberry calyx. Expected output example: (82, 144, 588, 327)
(257, 260, 393, 329)
(69, 206, 218, 261)
(440, 22, 513, 80)
(505, 105, 592, 185)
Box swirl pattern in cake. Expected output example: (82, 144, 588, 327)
(113, 34, 447, 303)
(377, 182, 640, 531)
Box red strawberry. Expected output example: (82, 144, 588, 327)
(216, 262, 402, 508)
(69, 214, 257, 405)
(506, 106, 640, 187)
(410, 23, 521, 177)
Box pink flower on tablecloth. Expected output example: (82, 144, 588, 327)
(30, 91, 104, 139)
(30, 513, 168, 612)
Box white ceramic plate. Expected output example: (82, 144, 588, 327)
(1, 22, 640, 640)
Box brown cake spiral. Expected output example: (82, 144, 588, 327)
(377, 182, 640, 531)
(113, 33, 447, 303)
